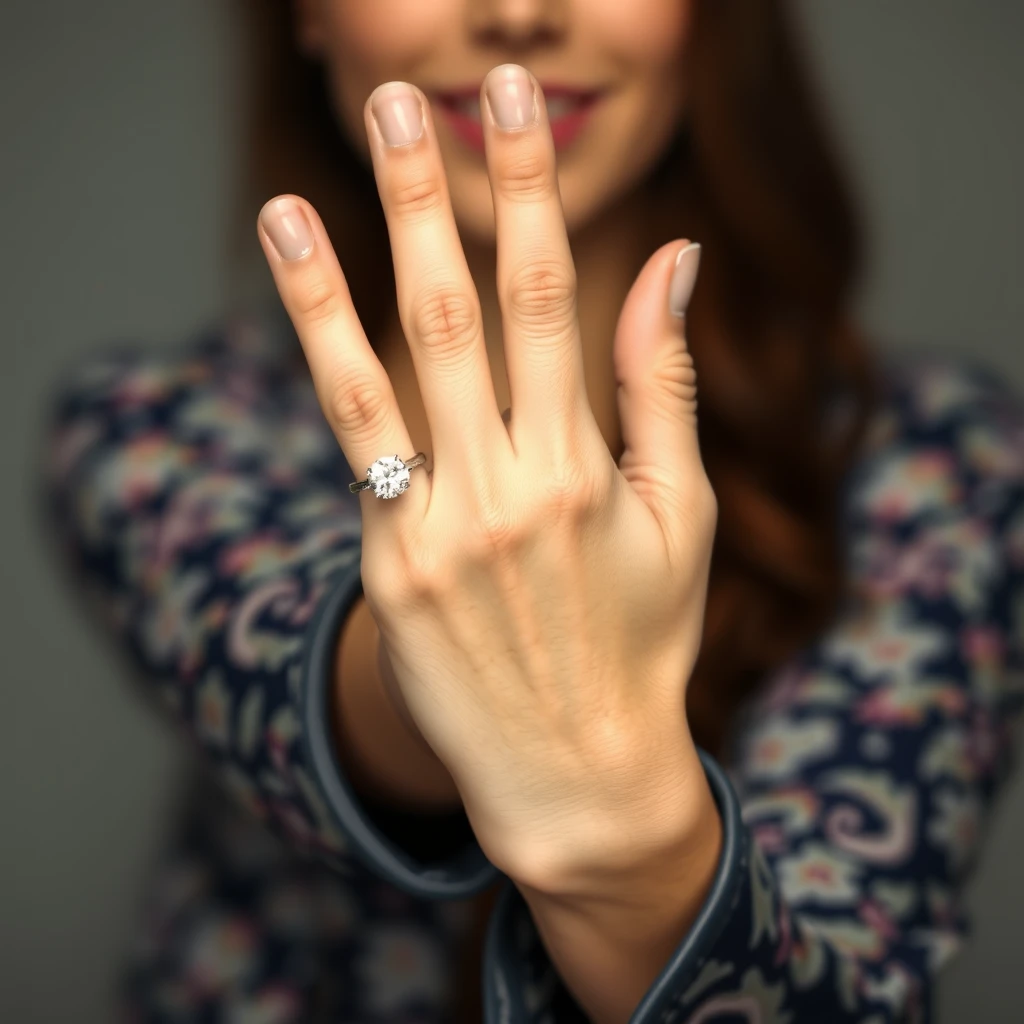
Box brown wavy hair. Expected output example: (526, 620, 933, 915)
(228, 0, 880, 760)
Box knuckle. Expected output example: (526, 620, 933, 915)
(411, 287, 482, 360)
(396, 539, 451, 603)
(471, 499, 530, 561)
(538, 449, 603, 525)
(498, 151, 556, 200)
(543, 475, 592, 526)
(297, 278, 341, 329)
(505, 259, 577, 330)
(326, 368, 391, 441)
(390, 173, 446, 219)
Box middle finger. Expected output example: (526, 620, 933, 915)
(482, 64, 589, 447)
(366, 81, 506, 481)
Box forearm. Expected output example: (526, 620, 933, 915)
(515, 748, 722, 1024)
(333, 593, 464, 813)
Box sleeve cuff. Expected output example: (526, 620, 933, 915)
(481, 748, 750, 1023)
(299, 564, 504, 900)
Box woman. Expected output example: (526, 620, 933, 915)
(42, 0, 1024, 1021)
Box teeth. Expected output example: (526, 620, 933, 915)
(455, 97, 482, 120)
(449, 95, 588, 121)
(546, 96, 584, 119)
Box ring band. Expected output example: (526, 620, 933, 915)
(349, 452, 428, 499)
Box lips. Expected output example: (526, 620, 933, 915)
(431, 84, 606, 153)
(433, 85, 605, 122)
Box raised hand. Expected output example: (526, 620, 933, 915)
(257, 63, 717, 894)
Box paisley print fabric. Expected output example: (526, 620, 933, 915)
(41, 304, 1024, 1022)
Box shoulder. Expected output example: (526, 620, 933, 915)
(47, 303, 305, 415)
(42, 303, 318, 484)
(866, 348, 1023, 460)
(844, 348, 1024, 534)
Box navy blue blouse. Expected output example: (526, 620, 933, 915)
(41, 305, 1024, 1022)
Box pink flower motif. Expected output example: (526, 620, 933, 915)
(864, 679, 964, 727)
(859, 898, 899, 942)
(966, 708, 1003, 778)
(751, 822, 788, 856)
(961, 625, 1005, 666)
(774, 899, 793, 966)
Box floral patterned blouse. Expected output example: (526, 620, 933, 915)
(40, 303, 1024, 1023)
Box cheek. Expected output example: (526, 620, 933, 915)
(590, 0, 692, 86)
(593, 0, 693, 161)
(324, 0, 439, 63)
(321, 1, 449, 143)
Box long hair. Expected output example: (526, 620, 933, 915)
(228, 0, 880, 760)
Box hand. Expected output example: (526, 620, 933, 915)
(258, 63, 717, 891)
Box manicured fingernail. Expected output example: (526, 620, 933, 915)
(485, 64, 537, 130)
(370, 82, 425, 146)
(669, 242, 701, 318)
(260, 198, 314, 261)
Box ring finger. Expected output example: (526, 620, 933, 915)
(256, 195, 421, 514)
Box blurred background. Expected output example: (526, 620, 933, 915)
(2, 1, 1022, 1020)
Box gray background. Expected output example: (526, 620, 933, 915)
(2, 2, 1022, 1019)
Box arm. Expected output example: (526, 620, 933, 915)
(479, 355, 1024, 1022)
(40, 315, 495, 893)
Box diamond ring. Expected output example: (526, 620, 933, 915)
(348, 452, 429, 499)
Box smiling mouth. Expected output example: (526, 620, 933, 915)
(435, 93, 602, 123)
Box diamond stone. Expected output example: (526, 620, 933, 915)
(367, 455, 410, 498)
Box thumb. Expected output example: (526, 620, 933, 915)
(613, 240, 704, 518)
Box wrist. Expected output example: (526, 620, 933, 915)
(513, 734, 722, 907)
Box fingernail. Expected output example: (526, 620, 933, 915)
(370, 82, 425, 146)
(260, 198, 314, 261)
(485, 64, 537, 130)
(669, 242, 701, 318)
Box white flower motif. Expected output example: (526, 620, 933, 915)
(928, 788, 982, 872)
(907, 926, 964, 972)
(821, 597, 950, 682)
(859, 963, 918, 1014)
(742, 717, 840, 782)
(682, 967, 791, 1024)
(960, 420, 1024, 478)
(742, 788, 819, 840)
(777, 842, 861, 905)
(912, 362, 986, 422)
(919, 726, 973, 783)
(870, 879, 918, 921)
(852, 517, 1001, 613)
(852, 446, 961, 522)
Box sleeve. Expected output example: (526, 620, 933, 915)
(478, 355, 1024, 1023)
(38, 313, 502, 900)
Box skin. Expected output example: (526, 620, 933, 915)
(291, 0, 694, 458)
(258, 3, 722, 1019)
